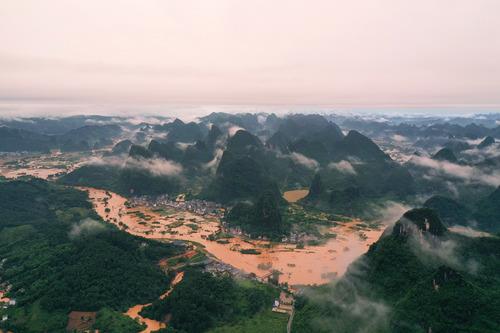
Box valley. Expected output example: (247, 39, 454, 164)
(1, 111, 499, 333)
(84, 187, 383, 286)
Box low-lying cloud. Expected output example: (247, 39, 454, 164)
(69, 218, 106, 239)
(87, 155, 183, 177)
(392, 134, 408, 142)
(203, 148, 224, 174)
(303, 263, 391, 333)
(290, 152, 319, 170)
(406, 224, 479, 274)
(328, 160, 357, 175)
(409, 155, 500, 186)
(227, 125, 245, 137)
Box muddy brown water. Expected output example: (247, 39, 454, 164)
(83, 187, 385, 286)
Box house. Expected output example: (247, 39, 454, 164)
(66, 311, 98, 333)
(279, 291, 294, 306)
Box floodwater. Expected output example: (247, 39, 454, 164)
(83, 188, 384, 286)
(0, 167, 65, 179)
(283, 189, 309, 203)
(124, 271, 184, 333)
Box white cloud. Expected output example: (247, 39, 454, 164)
(409, 155, 500, 186)
(228, 125, 244, 137)
(404, 222, 479, 274)
(203, 148, 224, 173)
(328, 160, 356, 175)
(87, 155, 183, 177)
(175, 142, 192, 151)
(290, 152, 319, 170)
(69, 218, 105, 239)
(448, 225, 493, 238)
(391, 134, 407, 142)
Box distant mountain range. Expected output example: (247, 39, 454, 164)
(2, 112, 498, 233)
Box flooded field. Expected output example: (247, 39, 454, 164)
(283, 189, 309, 203)
(0, 151, 87, 180)
(84, 188, 385, 286)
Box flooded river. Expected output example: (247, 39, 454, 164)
(83, 187, 385, 286)
(125, 271, 184, 333)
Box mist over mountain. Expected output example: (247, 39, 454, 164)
(1, 111, 500, 333)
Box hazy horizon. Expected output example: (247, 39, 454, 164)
(0, 102, 500, 121)
(2, 0, 500, 111)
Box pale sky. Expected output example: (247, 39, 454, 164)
(1, 0, 500, 111)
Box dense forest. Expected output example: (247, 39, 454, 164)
(292, 208, 500, 332)
(140, 269, 279, 333)
(0, 179, 184, 332)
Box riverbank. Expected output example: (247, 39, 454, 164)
(83, 187, 384, 286)
(124, 271, 184, 333)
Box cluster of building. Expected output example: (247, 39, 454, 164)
(202, 258, 248, 279)
(280, 232, 320, 244)
(129, 194, 226, 218)
(272, 291, 294, 314)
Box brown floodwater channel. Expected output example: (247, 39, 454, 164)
(82, 187, 385, 286)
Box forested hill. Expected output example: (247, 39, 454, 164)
(0, 179, 183, 333)
(293, 208, 500, 333)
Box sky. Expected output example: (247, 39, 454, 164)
(1, 0, 500, 116)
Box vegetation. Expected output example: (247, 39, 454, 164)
(423, 195, 472, 226)
(293, 208, 500, 333)
(140, 269, 279, 333)
(94, 308, 146, 333)
(473, 186, 500, 232)
(59, 164, 181, 196)
(0, 179, 183, 333)
(226, 190, 284, 238)
(207, 310, 287, 333)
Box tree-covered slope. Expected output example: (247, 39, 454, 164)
(0, 179, 183, 333)
(293, 208, 500, 333)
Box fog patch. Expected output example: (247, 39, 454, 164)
(448, 225, 493, 238)
(372, 201, 411, 226)
(84, 118, 123, 125)
(405, 223, 479, 274)
(203, 148, 224, 174)
(87, 155, 183, 177)
(176, 142, 192, 151)
(392, 134, 408, 142)
(303, 261, 391, 333)
(328, 160, 356, 175)
(409, 155, 500, 186)
(69, 218, 106, 239)
(257, 114, 267, 124)
(228, 125, 245, 137)
(125, 116, 169, 126)
(462, 143, 500, 161)
(290, 152, 319, 170)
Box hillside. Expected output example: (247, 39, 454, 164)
(0, 179, 184, 333)
(293, 208, 500, 333)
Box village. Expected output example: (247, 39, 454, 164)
(128, 194, 226, 219)
(0, 187, 382, 332)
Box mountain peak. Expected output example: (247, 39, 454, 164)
(393, 208, 447, 237)
(432, 148, 457, 163)
(478, 136, 495, 149)
(227, 130, 263, 152)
